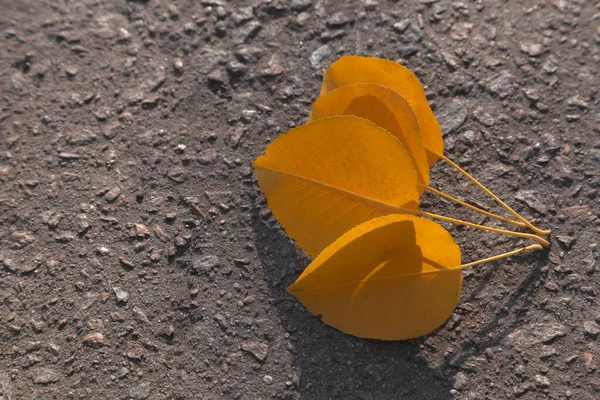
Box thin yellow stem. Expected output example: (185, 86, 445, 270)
(427, 150, 551, 237)
(329, 244, 545, 283)
(421, 184, 527, 229)
(409, 209, 550, 248)
(288, 246, 544, 291)
(460, 244, 543, 269)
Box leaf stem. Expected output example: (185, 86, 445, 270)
(408, 209, 550, 248)
(427, 150, 551, 236)
(459, 244, 543, 269)
(421, 184, 527, 229)
(293, 244, 546, 288)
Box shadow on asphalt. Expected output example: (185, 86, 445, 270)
(251, 203, 453, 400)
(444, 249, 550, 369)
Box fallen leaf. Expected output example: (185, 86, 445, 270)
(253, 115, 419, 257)
(309, 83, 429, 193)
(288, 214, 462, 340)
(319, 56, 444, 166)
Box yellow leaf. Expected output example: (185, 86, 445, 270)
(319, 55, 444, 166)
(287, 214, 462, 340)
(253, 116, 419, 258)
(309, 83, 429, 193)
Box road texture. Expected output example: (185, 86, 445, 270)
(1, 0, 599, 399)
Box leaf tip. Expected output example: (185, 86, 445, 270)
(286, 283, 298, 295)
(251, 155, 264, 170)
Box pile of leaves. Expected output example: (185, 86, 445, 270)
(252, 56, 550, 340)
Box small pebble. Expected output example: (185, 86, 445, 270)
(104, 187, 121, 202)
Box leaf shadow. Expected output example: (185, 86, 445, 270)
(441, 250, 550, 369)
(251, 202, 453, 400)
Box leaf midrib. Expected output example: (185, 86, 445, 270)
(289, 260, 462, 293)
(254, 165, 417, 213)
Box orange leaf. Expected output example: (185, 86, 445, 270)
(319, 56, 444, 166)
(253, 116, 419, 258)
(288, 214, 462, 340)
(309, 83, 429, 194)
